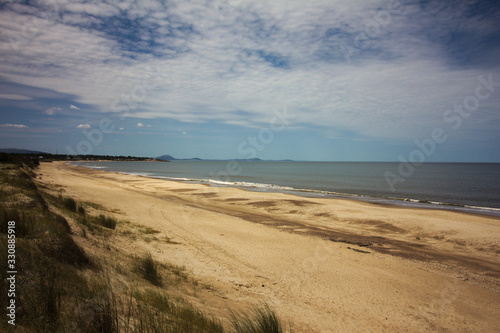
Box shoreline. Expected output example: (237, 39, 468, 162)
(70, 161, 500, 217)
(40, 161, 500, 332)
(62, 161, 500, 266)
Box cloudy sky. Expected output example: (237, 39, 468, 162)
(0, 0, 499, 161)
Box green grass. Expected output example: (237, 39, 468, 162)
(58, 195, 87, 216)
(231, 304, 291, 333)
(165, 262, 188, 280)
(42, 191, 120, 233)
(136, 252, 163, 287)
(0, 205, 36, 237)
(74, 278, 119, 333)
(139, 226, 160, 234)
(82, 201, 106, 210)
(131, 288, 224, 333)
(93, 214, 118, 230)
(0, 236, 91, 332)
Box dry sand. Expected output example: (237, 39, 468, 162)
(39, 161, 500, 332)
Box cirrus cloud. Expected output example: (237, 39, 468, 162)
(0, 123, 28, 128)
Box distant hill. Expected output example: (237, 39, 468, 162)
(156, 155, 284, 162)
(156, 154, 176, 161)
(156, 155, 203, 161)
(0, 148, 45, 154)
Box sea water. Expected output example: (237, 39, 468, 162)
(71, 161, 500, 216)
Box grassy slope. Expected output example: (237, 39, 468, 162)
(0, 155, 291, 333)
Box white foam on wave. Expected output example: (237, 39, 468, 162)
(68, 162, 107, 169)
(207, 179, 296, 190)
(463, 204, 500, 212)
(72, 163, 500, 216)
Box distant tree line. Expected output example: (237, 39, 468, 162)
(0, 153, 155, 166)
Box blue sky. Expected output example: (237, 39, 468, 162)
(0, 0, 499, 161)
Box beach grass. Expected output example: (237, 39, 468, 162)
(0, 155, 291, 332)
(61, 195, 78, 212)
(132, 288, 224, 332)
(94, 214, 118, 230)
(230, 304, 292, 333)
(136, 252, 163, 287)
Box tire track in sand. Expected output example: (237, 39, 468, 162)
(146, 200, 268, 290)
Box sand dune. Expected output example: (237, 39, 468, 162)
(39, 161, 500, 332)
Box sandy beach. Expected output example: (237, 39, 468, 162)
(38, 161, 500, 332)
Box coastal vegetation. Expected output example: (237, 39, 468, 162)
(0, 154, 290, 332)
(0, 151, 155, 163)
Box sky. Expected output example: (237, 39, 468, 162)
(0, 0, 499, 161)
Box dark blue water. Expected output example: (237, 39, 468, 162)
(71, 161, 500, 216)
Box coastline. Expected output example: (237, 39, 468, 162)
(70, 160, 500, 217)
(39, 161, 500, 332)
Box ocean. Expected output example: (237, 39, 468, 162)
(70, 161, 500, 216)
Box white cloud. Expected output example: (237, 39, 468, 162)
(44, 106, 62, 115)
(70, 104, 80, 110)
(0, 124, 28, 128)
(76, 124, 91, 128)
(64, 2, 119, 17)
(0, 94, 32, 100)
